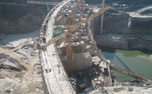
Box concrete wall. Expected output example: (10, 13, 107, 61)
(129, 18, 152, 34)
(95, 34, 128, 49)
(90, 8, 152, 51)
(72, 52, 92, 71)
(63, 52, 92, 73)
(91, 9, 152, 35)
(95, 34, 152, 51)
(91, 9, 130, 35)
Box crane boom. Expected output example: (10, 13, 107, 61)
(72, 6, 111, 31)
(66, 15, 73, 62)
(110, 65, 148, 81)
(46, 6, 111, 47)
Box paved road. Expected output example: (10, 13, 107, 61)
(128, 6, 152, 18)
(40, 0, 75, 93)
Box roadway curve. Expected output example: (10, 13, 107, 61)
(39, 0, 75, 94)
(128, 6, 152, 18)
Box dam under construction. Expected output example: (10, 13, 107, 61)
(0, 0, 152, 94)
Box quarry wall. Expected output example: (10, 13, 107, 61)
(0, 4, 48, 34)
(0, 0, 63, 34)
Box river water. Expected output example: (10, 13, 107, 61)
(101, 47, 152, 82)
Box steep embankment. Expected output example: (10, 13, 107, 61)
(0, 0, 64, 34)
(0, 4, 47, 34)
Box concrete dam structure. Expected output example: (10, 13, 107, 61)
(38, 0, 152, 94)
(0, 0, 152, 94)
(92, 5, 152, 51)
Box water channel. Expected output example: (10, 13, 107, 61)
(100, 47, 152, 82)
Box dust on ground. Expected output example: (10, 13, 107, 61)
(0, 31, 44, 94)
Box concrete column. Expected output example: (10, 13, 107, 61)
(100, 0, 105, 34)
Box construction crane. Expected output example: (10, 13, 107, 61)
(65, 15, 73, 62)
(38, 4, 151, 82)
(45, 0, 50, 12)
(46, 6, 111, 47)
(27, 0, 58, 6)
(43, 6, 111, 62)
(110, 65, 149, 81)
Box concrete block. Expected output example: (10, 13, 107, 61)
(71, 52, 92, 71)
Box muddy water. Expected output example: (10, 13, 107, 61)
(101, 47, 152, 82)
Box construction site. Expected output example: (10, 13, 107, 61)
(0, 0, 152, 94)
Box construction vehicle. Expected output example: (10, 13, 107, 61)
(53, 29, 63, 37)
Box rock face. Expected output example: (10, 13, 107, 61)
(0, 31, 44, 94)
(0, 0, 62, 34)
(0, 54, 23, 71)
(0, 4, 47, 34)
(0, 73, 44, 94)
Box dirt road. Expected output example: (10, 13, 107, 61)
(0, 47, 33, 76)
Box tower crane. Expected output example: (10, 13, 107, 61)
(42, 6, 111, 62)
(38, 6, 111, 51)
(46, 6, 111, 47)
(38, 5, 152, 82)
(65, 15, 73, 62)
